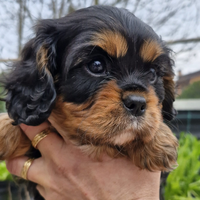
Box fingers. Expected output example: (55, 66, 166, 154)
(20, 123, 64, 156)
(20, 122, 50, 141)
(48, 115, 71, 145)
(6, 156, 46, 186)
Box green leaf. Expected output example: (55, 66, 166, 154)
(0, 161, 12, 181)
(164, 133, 200, 199)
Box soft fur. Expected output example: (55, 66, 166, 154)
(0, 5, 178, 199)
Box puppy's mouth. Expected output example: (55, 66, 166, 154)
(109, 126, 136, 146)
(108, 115, 155, 146)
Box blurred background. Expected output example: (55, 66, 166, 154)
(0, 0, 200, 199)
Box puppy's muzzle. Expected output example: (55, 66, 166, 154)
(123, 95, 146, 117)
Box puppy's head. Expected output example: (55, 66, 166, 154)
(5, 6, 176, 146)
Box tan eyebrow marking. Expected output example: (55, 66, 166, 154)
(92, 30, 128, 58)
(140, 40, 164, 62)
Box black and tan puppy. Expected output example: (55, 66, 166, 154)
(0, 5, 178, 197)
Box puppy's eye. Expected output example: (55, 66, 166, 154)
(87, 60, 106, 75)
(149, 68, 157, 84)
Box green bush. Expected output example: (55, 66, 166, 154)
(0, 161, 12, 181)
(165, 133, 200, 200)
(0, 86, 5, 112)
(177, 81, 200, 99)
(0, 100, 5, 112)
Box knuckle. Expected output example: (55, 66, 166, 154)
(54, 163, 68, 177)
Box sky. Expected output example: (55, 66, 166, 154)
(0, 0, 199, 76)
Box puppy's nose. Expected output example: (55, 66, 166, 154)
(123, 95, 146, 116)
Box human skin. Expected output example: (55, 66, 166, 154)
(6, 120, 160, 200)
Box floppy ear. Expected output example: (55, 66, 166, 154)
(162, 58, 177, 121)
(4, 20, 58, 126)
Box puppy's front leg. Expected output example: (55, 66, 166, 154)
(0, 113, 31, 160)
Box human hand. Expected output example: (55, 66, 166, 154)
(6, 121, 160, 200)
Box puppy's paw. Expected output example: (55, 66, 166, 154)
(0, 113, 31, 160)
(130, 122, 178, 172)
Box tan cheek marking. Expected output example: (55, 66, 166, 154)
(50, 81, 124, 142)
(140, 40, 163, 62)
(92, 31, 128, 58)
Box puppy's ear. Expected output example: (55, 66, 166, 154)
(4, 20, 58, 125)
(162, 58, 177, 121)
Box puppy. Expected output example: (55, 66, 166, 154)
(0, 4, 178, 183)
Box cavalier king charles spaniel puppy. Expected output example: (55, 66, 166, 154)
(0, 5, 178, 199)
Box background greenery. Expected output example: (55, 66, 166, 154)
(0, 81, 9, 182)
(178, 81, 200, 99)
(0, 85, 5, 112)
(0, 162, 12, 181)
(165, 133, 200, 199)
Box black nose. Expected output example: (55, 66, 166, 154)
(123, 95, 146, 116)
